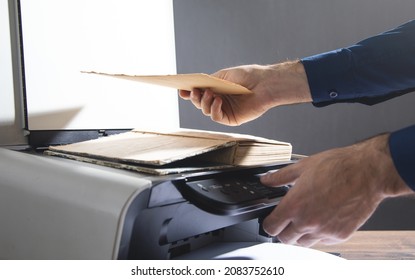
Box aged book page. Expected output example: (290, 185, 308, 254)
(83, 71, 253, 95)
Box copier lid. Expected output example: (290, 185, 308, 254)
(3, 0, 179, 147)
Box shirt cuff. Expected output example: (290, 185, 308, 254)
(301, 48, 358, 105)
(389, 125, 415, 191)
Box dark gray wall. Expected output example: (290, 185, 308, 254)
(173, 0, 415, 229)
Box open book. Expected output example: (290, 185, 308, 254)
(46, 128, 292, 175)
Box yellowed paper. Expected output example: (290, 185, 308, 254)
(83, 71, 253, 95)
(48, 128, 292, 169)
(48, 131, 236, 166)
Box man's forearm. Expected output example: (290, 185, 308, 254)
(265, 60, 312, 108)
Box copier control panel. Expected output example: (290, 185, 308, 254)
(174, 165, 290, 216)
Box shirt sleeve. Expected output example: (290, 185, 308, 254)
(301, 20, 415, 107)
(301, 20, 415, 191)
(389, 125, 415, 190)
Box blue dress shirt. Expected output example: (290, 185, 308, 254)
(301, 20, 415, 190)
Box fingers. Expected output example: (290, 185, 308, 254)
(179, 88, 214, 110)
(179, 88, 225, 120)
(178, 88, 203, 109)
(200, 90, 215, 115)
(263, 211, 291, 240)
(260, 165, 302, 236)
(260, 162, 307, 244)
(275, 224, 320, 247)
(211, 96, 225, 122)
(262, 195, 293, 238)
(263, 208, 320, 247)
(296, 234, 321, 247)
(275, 222, 316, 246)
(190, 89, 204, 109)
(260, 162, 302, 187)
(178, 90, 191, 100)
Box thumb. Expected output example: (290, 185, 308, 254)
(211, 68, 229, 80)
(260, 164, 300, 187)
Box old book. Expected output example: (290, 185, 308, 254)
(82, 71, 253, 95)
(46, 128, 292, 174)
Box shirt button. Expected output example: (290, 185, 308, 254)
(329, 91, 338, 98)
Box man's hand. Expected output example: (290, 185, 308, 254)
(260, 134, 413, 247)
(179, 61, 312, 126)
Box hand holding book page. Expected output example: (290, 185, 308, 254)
(82, 71, 253, 95)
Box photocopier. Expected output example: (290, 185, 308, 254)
(1, 0, 338, 260)
(0, 147, 295, 259)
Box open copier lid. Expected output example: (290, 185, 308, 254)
(5, 0, 179, 148)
